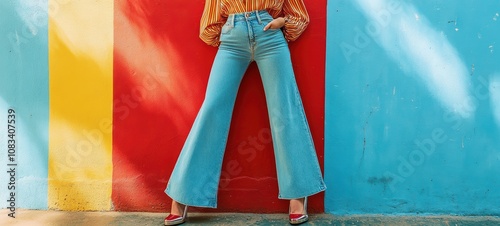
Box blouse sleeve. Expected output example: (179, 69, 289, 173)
(200, 0, 225, 47)
(281, 0, 310, 42)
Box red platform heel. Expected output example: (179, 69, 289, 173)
(165, 204, 188, 225)
(289, 197, 308, 225)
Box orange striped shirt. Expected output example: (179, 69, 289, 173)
(200, 0, 310, 46)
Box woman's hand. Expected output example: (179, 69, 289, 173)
(263, 17, 286, 31)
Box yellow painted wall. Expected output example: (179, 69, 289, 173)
(48, 0, 113, 210)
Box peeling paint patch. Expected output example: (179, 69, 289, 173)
(367, 176, 394, 191)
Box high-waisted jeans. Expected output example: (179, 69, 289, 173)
(165, 10, 326, 208)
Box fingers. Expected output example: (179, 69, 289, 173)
(263, 18, 285, 31)
(263, 21, 278, 31)
(263, 22, 272, 31)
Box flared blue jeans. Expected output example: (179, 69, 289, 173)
(165, 10, 326, 208)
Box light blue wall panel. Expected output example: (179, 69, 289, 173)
(325, 0, 500, 214)
(0, 0, 48, 209)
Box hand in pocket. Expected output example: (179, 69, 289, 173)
(263, 17, 286, 31)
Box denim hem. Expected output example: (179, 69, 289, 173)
(278, 185, 327, 200)
(165, 186, 218, 208)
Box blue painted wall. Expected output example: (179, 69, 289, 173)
(325, 0, 500, 215)
(0, 0, 48, 209)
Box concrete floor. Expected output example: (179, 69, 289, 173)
(1, 209, 500, 226)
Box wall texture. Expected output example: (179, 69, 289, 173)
(1, 0, 499, 216)
(325, 0, 500, 215)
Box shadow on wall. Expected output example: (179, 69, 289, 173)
(353, 0, 473, 118)
(47, 0, 114, 210)
(112, 0, 277, 212)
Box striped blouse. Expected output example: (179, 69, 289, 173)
(200, 0, 310, 46)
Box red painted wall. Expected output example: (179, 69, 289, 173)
(112, 0, 326, 213)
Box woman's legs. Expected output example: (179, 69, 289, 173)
(253, 26, 326, 199)
(254, 31, 323, 223)
(169, 200, 186, 216)
(166, 10, 325, 211)
(289, 198, 306, 214)
(165, 47, 251, 208)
